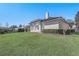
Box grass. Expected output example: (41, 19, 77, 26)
(72, 32, 79, 35)
(0, 32, 79, 56)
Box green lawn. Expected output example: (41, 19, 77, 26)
(0, 32, 79, 56)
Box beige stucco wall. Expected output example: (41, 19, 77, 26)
(30, 21, 41, 32)
(30, 19, 70, 33)
(42, 19, 70, 30)
(43, 24, 59, 29)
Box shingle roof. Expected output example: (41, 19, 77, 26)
(30, 17, 70, 25)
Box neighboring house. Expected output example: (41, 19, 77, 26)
(0, 27, 8, 30)
(29, 12, 70, 33)
(70, 22, 76, 30)
(67, 21, 76, 30)
(0, 26, 9, 33)
(25, 25, 30, 32)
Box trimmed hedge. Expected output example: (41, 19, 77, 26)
(18, 28, 24, 32)
(71, 29, 75, 33)
(41, 29, 58, 33)
(42, 29, 75, 35)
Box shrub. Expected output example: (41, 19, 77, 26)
(57, 29, 63, 34)
(18, 28, 24, 32)
(65, 30, 71, 35)
(72, 32, 79, 35)
(71, 29, 75, 33)
(0, 29, 6, 34)
(42, 29, 72, 35)
(41, 29, 58, 33)
(58, 29, 71, 35)
(0, 28, 10, 34)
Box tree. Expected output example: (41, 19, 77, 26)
(19, 24, 22, 28)
(9, 25, 18, 32)
(0, 23, 2, 27)
(5, 22, 9, 28)
(75, 11, 79, 25)
(75, 11, 79, 31)
(10, 25, 17, 28)
(67, 19, 73, 23)
(67, 19, 74, 28)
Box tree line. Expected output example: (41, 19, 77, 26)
(0, 24, 30, 34)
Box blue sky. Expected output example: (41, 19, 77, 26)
(0, 3, 79, 26)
